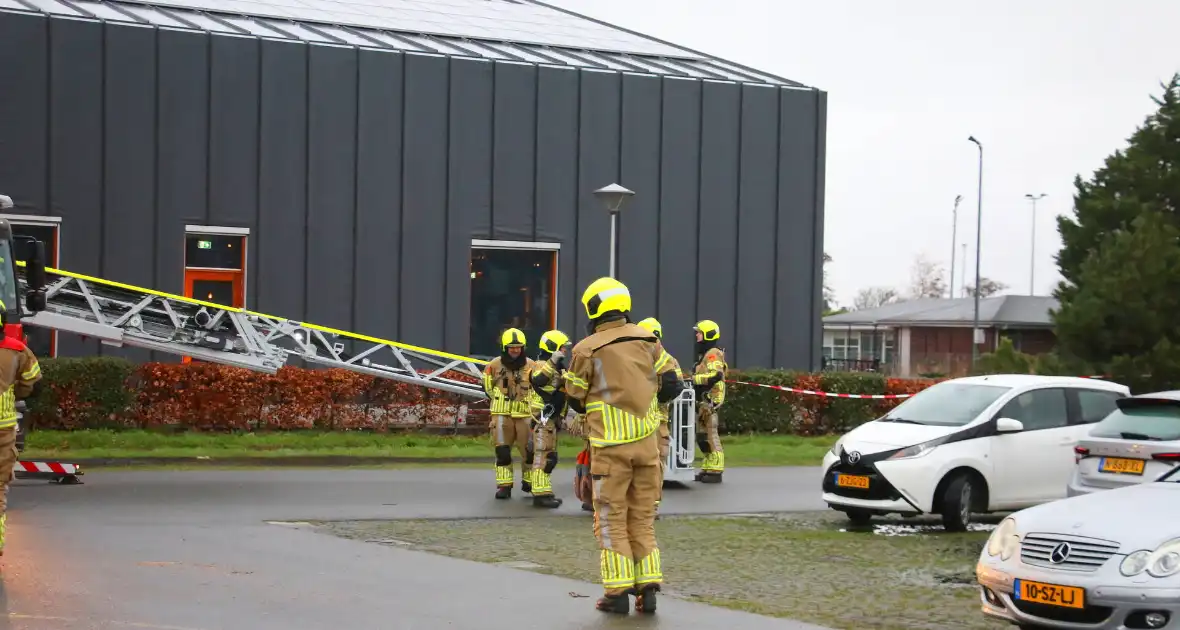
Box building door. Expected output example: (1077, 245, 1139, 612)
(6, 219, 59, 357)
(469, 242, 558, 358)
(182, 230, 247, 363)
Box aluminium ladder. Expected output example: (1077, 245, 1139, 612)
(13, 263, 697, 481)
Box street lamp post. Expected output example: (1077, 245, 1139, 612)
(950, 194, 962, 298)
(593, 183, 635, 279)
(968, 136, 983, 367)
(1024, 193, 1047, 296)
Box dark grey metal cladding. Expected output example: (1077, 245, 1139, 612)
(656, 77, 702, 365)
(306, 44, 357, 338)
(774, 88, 824, 370)
(532, 66, 579, 338)
(617, 73, 660, 325)
(0, 8, 825, 368)
(399, 53, 448, 351)
(490, 62, 536, 241)
(573, 70, 620, 337)
(696, 80, 740, 366)
(258, 39, 308, 323)
(445, 57, 493, 354)
(735, 84, 780, 369)
(353, 49, 403, 344)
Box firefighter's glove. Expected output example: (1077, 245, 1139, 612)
(548, 348, 567, 371)
(706, 372, 724, 388)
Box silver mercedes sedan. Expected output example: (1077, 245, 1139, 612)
(1068, 391, 1180, 497)
(977, 466, 1180, 629)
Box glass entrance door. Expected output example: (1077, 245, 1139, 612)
(469, 246, 557, 358)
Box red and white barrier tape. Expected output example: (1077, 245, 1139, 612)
(725, 380, 912, 399)
(726, 374, 1113, 400)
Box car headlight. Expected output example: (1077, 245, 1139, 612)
(986, 517, 1020, 560)
(887, 436, 949, 460)
(1119, 539, 1180, 578)
(829, 435, 846, 457)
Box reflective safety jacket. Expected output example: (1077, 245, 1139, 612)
(562, 319, 678, 448)
(693, 347, 728, 407)
(529, 361, 568, 420)
(482, 357, 536, 419)
(651, 356, 684, 425)
(0, 336, 41, 430)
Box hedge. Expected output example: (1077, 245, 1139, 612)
(22, 357, 937, 435)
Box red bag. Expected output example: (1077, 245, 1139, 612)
(574, 448, 593, 504)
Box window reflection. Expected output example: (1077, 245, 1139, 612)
(469, 247, 556, 358)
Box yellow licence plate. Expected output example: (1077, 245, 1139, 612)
(835, 474, 870, 489)
(1100, 457, 1145, 475)
(1014, 579, 1085, 609)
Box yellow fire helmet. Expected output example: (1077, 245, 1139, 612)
(500, 327, 526, 350)
(694, 319, 720, 341)
(581, 277, 631, 320)
(636, 317, 662, 338)
(538, 330, 570, 354)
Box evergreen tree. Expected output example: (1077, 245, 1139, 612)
(1052, 74, 1180, 391)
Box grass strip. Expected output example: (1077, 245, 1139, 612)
(317, 512, 994, 630)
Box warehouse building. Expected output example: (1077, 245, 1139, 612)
(0, 0, 826, 370)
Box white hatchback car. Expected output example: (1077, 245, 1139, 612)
(1068, 390, 1180, 497)
(821, 375, 1130, 531)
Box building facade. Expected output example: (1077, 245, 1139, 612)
(0, 0, 826, 369)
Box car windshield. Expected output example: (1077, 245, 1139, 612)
(1090, 403, 1180, 441)
(879, 381, 1011, 427)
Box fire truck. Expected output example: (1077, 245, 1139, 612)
(0, 193, 698, 486)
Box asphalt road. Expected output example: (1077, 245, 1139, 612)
(0, 466, 832, 630)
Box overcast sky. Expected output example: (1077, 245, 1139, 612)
(549, 0, 1180, 307)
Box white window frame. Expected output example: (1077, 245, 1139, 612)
(2, 214, 62, 357)
(184, 226, 250, 307)
(470, 239, 561, 335)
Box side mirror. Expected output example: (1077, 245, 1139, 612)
(996, 417, 1025, 433)
(25, 240, 47, 292)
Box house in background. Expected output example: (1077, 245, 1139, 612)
(822, 295, 1058, 377)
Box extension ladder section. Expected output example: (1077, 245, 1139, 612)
(12, 262, 700, 483)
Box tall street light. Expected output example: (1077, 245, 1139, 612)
(949, 194, 962, 298)
(968, 136, 983, 367)
(1025, 193, 1047, 296)
(593, 183, 635, 279)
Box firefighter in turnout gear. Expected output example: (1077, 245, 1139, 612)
(691, 320, 728, 483)
(555, 278, 684, 615)
(527, 329, 571, 509)
(483, 328, 537, 499)
(0, 300, 41, 555)
(635, 317, 683, 515)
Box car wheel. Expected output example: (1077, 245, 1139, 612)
(844, 509, 872, 526)
(940, 474, 973, 532)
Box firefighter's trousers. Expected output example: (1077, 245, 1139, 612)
(491, 414, 532, 488)
(0, 428, 17, 552)
(590, 432, 663, 597)
(697, 405, 725, 473)
(529, 420, 559, 496)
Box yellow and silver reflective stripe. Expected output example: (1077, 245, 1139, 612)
(564, 373, 588, 390)
(585, 400, 658, 446)
(532, 470, 553, 494)
(21, 361, 40, 381)
(489, 396, 512, 414)
(495, 465, 514, 486)
(600, 549, 636, 589)
(0, 385, 15, 428)
(653, 350, 671, 372)
(636, 549, 662, 585)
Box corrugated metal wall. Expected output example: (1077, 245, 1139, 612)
(0, 11, 826, 370)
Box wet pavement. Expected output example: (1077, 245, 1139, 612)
(0, 466, 833, 629)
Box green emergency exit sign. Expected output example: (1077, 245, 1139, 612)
(198, 240, 212, 249)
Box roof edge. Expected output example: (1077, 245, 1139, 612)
(822, 320, 1055, 329)
(525, 0, 815, 89)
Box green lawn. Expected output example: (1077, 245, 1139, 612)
(23, 429, 836, 467)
